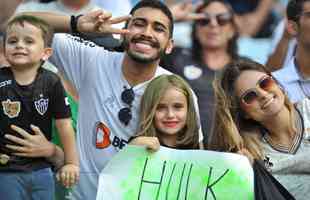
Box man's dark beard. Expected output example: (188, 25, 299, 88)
(127, 48, 166, 64)
(122, 37, 166, 64)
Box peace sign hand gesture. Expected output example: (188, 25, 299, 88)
(77, 10, 131, 35)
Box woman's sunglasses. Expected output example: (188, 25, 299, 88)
(196, 12, 233, 26)
(240, 76, 276, 105)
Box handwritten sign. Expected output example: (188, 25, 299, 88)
(96, 145, 254, 200)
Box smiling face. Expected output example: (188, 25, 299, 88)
(154, 86, 188, 145)
(4, 22, 52, 69)
(195, 1, 235, 50)
(123, 7, 173, 64)
(234, 70, 285, 122)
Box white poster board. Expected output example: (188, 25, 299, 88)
(96, 145, 254, 200)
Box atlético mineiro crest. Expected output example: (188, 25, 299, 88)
(2, 99, 20, 118)
(34, 97, 49, 115)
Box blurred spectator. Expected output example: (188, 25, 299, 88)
(0, 35, 9, 67)
(15, 0, 99, 17)
(225, 0, 276, 38)
(91, 0, 132, 17)
(264, 0, 294, 71)
(40, 0, 56, 2)
(161, 0, 239, 146)
(0, 0, 22, 32)
(273, 0, 310, 102)
(0, 0, 23, 66)
(265, 18, 296, 71)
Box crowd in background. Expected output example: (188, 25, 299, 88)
(0, 1, 292, 69)
(0, 0, 310, 200)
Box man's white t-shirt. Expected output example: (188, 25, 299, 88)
(50, 34, 202, 199)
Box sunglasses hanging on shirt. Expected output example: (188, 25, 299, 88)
(118, 86, 135, 126)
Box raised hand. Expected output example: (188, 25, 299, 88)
(77, 10, 131, 35)
(169, 1, 205, 22)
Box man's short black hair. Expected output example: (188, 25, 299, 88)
(125, 0, 174, 38)
(287, 0, 310, 22)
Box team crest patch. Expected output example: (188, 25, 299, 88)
(34, 98, 49, 115)
(2, 99, 21, 118)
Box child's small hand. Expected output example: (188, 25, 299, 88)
(56, 164, 80, 188)
(129, 136, 160, 152)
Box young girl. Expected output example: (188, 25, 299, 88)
(210, 58, 310, 199)
(130, 74, 202, 150)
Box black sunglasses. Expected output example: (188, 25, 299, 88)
(118, 87, 135, 126)
(240, 76, 276, 105)
(197, 12, 232, 26)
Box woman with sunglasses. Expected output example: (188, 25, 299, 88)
(209, 58, 310, 199)
(161, 0, 239, 146)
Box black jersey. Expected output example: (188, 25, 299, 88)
(0, 67, 71, 171)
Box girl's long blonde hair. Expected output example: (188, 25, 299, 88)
(137, 74, 199, 149)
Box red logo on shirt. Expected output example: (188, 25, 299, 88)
(95, 122, 111, 149)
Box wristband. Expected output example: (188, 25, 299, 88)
(70, 14, 83, 35)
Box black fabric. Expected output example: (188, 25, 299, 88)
(0, 67, 71, 171)
(87, 35, 122, 50)
(77, 33, 122, 51)
(253, 160, 295, 200)
(70, 15, 83, 36)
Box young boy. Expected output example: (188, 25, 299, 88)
(0, 15, 79, 200)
